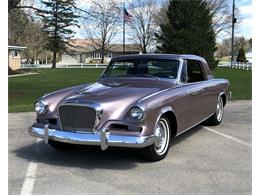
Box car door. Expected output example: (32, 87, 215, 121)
(182, 59, 210, 126)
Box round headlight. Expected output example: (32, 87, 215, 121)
(35, 101, 47, 114)
(130, 106, 145, 121)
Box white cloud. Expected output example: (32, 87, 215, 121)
(240, 18, 252, 27)
(239, 5, 252, 17)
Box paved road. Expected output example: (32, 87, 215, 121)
(9, 101, 252, 195)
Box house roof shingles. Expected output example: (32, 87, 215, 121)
(66, 39, 140, 54)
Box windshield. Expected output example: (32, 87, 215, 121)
(101, 59, 180, 79)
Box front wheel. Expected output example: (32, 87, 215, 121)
(141, 116, 171, 161)
(206, 96, 224, 126)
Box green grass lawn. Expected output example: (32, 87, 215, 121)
(9, 69, 104, 112)
(8, 67, 251, 112)
(213, 67, 252, 100)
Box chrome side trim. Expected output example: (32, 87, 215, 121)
(28, 126, 155, 150)
(137, 88, 173, 104)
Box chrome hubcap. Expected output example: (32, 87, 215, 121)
(154, 118, 170, 155)
(216, 97, 223, 122)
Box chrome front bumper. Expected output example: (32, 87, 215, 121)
(28, 125, 156, 150)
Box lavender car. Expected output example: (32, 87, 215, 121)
(29, 54, 229, 161)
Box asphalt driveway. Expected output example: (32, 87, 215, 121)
(8, 101, 252, 195)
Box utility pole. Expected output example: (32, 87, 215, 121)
(231, 0, 236, 65)
(123, 2, 125, 55)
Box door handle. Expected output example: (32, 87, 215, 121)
(188, 88, 206, 96)
(189, 91, 199, 96)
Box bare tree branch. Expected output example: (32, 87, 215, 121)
(82, 0, 120, 63)
(128, 0, 158, 53)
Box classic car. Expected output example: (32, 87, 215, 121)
(29, 54, 229, 161)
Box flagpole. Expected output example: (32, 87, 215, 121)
(231, 0, 236, 65)
(123, 2, 125, 55)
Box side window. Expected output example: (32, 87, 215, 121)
(180, 61, 187, 82)
(187, 60, 205, 83)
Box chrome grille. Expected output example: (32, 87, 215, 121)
(59, 105, 96, 132)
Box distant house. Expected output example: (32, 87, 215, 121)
(245, 49, 252, 63)
(59, 39, 140, 64)
(8, 43, 26, 70)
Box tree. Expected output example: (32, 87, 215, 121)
(128, 0, 158, 54)
(234, 36, 247, 51)
(82, 0, 120, 64)
(215, 36, 252, 58)
(236, 48, 247, 63)
(8, 0, 21, 10)
(155, 0, 218, 69)
(9, 7, 50, 65)
(38, 0, 79, 68)
(9, 0, 42, 13)
(23, 21, 49, 64)
(155, 0, 239, 37)
(8, 9, 29, 44)
(207, 0, 237, 35)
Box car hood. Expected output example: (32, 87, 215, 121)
(42, 78, 177, 118)
(65, 78, 175, 104)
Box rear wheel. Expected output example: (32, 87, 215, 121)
(141, 116, 171, 161)
(206, 96, 224, 126)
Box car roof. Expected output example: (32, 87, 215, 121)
(111, 54, 207, 63)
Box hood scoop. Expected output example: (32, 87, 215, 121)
(80, 82, 128, 94)
(80, 83, 110, 94)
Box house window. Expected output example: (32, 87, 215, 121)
(108, 52, 112, 58)
(92, 52, 102, 59)
(11, 50, 18, 58)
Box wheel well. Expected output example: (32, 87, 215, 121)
(220, 94, 226, 106)
(161, 111, 178, 137)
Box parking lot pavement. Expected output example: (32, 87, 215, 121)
(8, 101, 251, 195)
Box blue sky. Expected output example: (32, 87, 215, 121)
(235, 0, 252, 39)
(217, 0, 252, 42)
(74, 0, 252, 43)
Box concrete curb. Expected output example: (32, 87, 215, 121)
(8, 73, 39, 78)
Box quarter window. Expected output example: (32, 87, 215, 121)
(186, 60, 205, 83)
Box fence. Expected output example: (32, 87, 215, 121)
(229, 62, 252, 71)
(21, 63, 107, 69)
(57, 64, 107, 68)
(21, 62, 252, 70)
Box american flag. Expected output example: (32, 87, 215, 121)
(124, 8, 133, 22)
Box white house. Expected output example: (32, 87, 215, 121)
(8, 42, 26, 70)
(59, 39, 140, 65)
